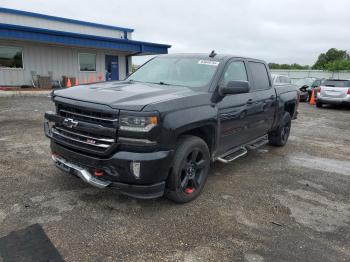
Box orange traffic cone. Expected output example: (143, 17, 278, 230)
(75, 78, 79, 86)
(82, 79, 86, 84)
(66, 78, 72, 88)
(309, 89, 316, 105)
(98, 74, 103, 81)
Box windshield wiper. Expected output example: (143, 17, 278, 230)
(143, 81, 171, 86)
(127, 80, 170, 85)
(158, 81, 170, 85)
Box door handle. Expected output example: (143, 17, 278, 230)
(246, 99, 253, 105)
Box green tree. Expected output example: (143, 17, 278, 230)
(312, 48, 349, 69)
(268, 63, 310, 70)
(325, 60, 350, 71)
(268, 63, 280, 69)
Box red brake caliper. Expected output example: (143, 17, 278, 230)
(185, 187, 194, 194)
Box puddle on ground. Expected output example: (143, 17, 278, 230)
(288, 153, 350, 176)
(297, 179, 325, 191)
(244, 252, 264, 262)
(275, 187, 350, 232)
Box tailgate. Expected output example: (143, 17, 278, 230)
(320, 86, 348, 98)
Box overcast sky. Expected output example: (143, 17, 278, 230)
(1, 0, 350, 65)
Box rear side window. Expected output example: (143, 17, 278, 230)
(248, 62, 270, 90)
(281, 76, 291, 84)
(323, 80, 350, 88)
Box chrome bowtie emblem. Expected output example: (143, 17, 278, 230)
(86, 139, 96, 145)
(63, 118, 78, 128)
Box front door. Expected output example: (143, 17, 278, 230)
(217, 59, 254, 155)
(105, 55, 119, 81)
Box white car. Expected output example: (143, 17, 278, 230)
(316, 79, 350, 107)
(271, 74, 292, 85)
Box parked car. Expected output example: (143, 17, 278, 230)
(271, 74, 292, 85)
(316, 79, 350, 107)
(309, 78, 326, 100)
(44, 53, 299, 203)
(294, 77, 317, 102)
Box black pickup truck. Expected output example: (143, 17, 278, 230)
(44, 53, 298, 203)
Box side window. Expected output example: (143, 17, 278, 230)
(248, 62, 270, 90)
(222, 61, 248, 86)
(282, 76, 291, 84)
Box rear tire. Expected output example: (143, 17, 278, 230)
(268, 112, 291, 147)
(316, 101, 323, 108)
(165, 135, 210, 203)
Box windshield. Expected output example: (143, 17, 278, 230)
(323, 80, 350, 88)
(127, 57, 220, 88)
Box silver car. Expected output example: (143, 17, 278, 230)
(271, 74, 292, 85)
(316, 79, 350, 107)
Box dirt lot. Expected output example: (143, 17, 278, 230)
(0, 97, 349, 262)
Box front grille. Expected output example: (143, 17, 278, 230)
(58, 104, 118, 127)
(54, 102, 118, 154)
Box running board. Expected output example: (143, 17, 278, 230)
(246, 135, 269, 150)
(217, 147, 248, 164)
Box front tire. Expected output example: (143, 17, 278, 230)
(268, 112, 291, 147)
(166, 135, 210, 203)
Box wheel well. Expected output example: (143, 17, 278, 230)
(284, 103, 295, 117)
(179, 125, 215, 155)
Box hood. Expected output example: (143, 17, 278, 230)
(53, 81, 203, 111)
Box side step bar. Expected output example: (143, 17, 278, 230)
(217, 147, 248, 164)
(246, 135, 269, 150)
(216, 135, 269, 164)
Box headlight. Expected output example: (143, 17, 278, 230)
(119, 115, 158, 132)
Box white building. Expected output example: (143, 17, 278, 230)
(0, 7, 171, 87)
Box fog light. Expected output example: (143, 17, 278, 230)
(130, 161, 141, 178)
(44, 121, 52, 136)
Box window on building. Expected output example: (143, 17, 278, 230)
(79, 53, 96, 71)
(248, 62, 270, 90)
(0, 46, 23, 69)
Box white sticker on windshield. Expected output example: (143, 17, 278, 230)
(198, 60, 220, 66)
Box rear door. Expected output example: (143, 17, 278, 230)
(217, 59, 254, 155)
(247, 61, 276, 137)
(320, 80, 350, 99)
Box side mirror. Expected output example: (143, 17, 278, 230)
(299, 86, 307, 92)
(220, 80, 250, 95)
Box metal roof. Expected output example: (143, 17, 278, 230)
(0, 7, 134, 33)
(0, 23, 171, 55)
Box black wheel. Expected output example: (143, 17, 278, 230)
(166, 135, 210, 203)
(268, 112, 291, 147)
(316, 101, 323, 108)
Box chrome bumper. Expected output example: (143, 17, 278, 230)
(51, 154, 111, 189)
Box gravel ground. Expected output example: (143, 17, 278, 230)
(0, 97, 349, 262)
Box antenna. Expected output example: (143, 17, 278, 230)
(209, 50, 217, 58)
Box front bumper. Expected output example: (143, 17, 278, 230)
(45, 123, 174, 199)
(53, 152, 166, 198)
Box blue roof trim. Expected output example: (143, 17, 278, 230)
(0, 23, 170, 55)
(0, 7, 134, 33)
